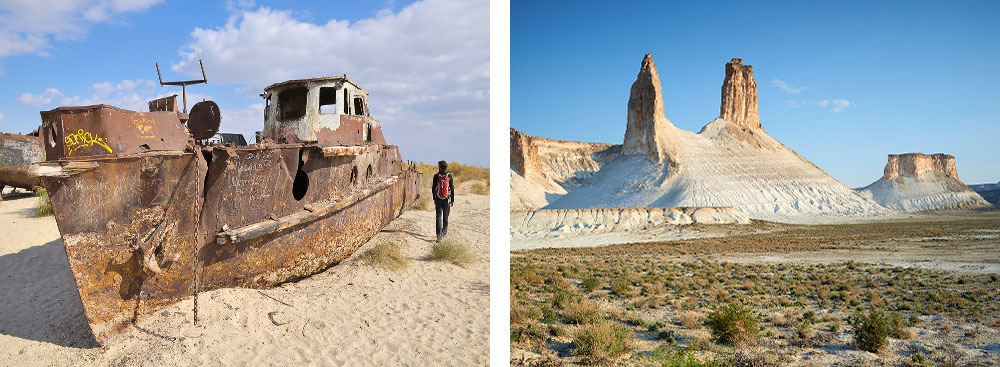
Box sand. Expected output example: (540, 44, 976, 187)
(0, 186, 489, 366)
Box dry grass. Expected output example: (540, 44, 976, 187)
(430, 237, 473, 266)
(33, 186, 53, 217)
(357, 242, 408, 271)
(678, 311, 702, 329)
(470, 181, 489, 195)
(562, 300, 601, 324)
(571, 320, 633, 365)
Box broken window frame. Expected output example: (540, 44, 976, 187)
(318, 87, 338, 115)
(277, 86, 309, 121)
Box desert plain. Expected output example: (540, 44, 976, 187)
(0, 183, 489, 366)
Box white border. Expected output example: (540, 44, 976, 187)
(489, 0, 511, 364)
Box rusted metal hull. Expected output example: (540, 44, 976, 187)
(37, 104, 420, 344)
(0, 133, 44, 189)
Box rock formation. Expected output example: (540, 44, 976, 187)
(512, 54, 891, 221)
(858, 153, 990, 211)
(509, 128, 618, 209)
(510, 128, 541, 177)
(719, 58, 761, 130)
(884, 153, 959, 181)
(623, 54, 674, 162)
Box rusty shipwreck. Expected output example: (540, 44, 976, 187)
(0, 132, 44, 193)
(31, 72, 420, 344)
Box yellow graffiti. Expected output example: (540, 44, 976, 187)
(65, 129, 113, 155)
(132, 117, 156, 139)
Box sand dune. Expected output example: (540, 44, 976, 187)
(0, 187, 489, 366)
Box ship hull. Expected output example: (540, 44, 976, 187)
(43, 145, 419, 344)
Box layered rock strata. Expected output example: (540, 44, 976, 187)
(509, 128, 618, 209)
(623, 54, 674, 162)
(539, 54, 890, 221)
(511, 206, 750, 241)
(719, 58, 761, 130)
(884, 153, 959, 181)
(858, 153, 990, 211)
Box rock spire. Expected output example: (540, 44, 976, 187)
(720, 58, 761, 130)
(624, 54, 672, 161)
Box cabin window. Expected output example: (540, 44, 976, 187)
(278, 86, 308, 121)
(353, 97, 365, 116)
(319, 87, 337, 114)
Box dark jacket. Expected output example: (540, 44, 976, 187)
(432, 171, 455, 204)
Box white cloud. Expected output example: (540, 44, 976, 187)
(170, 0, 489, 165)
(0, 111, 5, 123)
(0, 0, 163, 63)
(770, 78, 807, 95)
(16, 88, 64, 106)
(786, 98, 854, 113)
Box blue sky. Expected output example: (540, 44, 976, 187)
(512, 0, 1000, 187)
(0, 0, 488, 166)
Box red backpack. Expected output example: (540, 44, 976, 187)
(435, 173, 451, 200)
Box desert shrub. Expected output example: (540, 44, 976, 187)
(511, 297, 528, 325)
(572, 321, 634, 365)
(430, 237, 473, 266)
(647, 346, 727, 367)
(582, 277, 601, 292)
(358, 242, 408, 271)
(511, 322, 547, 346)
(678, 311, 702, 329)
(850, 308, 889, 353)
(888, 312, 914, 339)
(610, 277, 633, 297)
(470, 181, 489, 195)
(704, 303, 759, 347)
(33, 186, 53, 217)
(563, 301, 601, 324)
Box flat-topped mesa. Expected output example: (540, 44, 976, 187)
(624, 54, 672, 161)
(720, 58, 761, 130)
(884, 153, 959, 181)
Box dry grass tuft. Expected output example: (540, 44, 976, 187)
(562, 300, 601, 324)
(358, 242, 408, 271)
(572, 320, 634, 365)
(430, 237, 474, 266)
(678, 311, 702, 329)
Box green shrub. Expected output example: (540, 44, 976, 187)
(610, 277, 633, 297)
(33, 186, 53, 217)
(850, 308, 889, 353)
(647, 346, 727, 367)
(358, 242, 408, 271)
(582, 277, 601, 292)
(429, 237, 473, 266)
(704, 303, 759, 347)
(572, 321, 634, 365)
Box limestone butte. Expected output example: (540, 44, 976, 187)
(858, 153, 990, 211)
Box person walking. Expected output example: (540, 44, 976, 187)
(432, 160, 455, 241)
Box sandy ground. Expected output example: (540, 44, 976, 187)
(0, 186, 489, 366)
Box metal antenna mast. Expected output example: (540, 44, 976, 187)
(156, 59, 207, 120)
